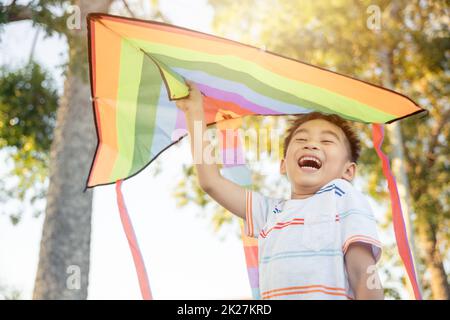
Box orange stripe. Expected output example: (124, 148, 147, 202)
(343, 235, 382, 248)
(263, 289, 353, 300)
(203, 95, 254, 120)
(99, 14, 233, 46)
(262, 284, 346, 295)
(97, 16, 421, 118)
(262, 284, 351, 300)
(343, 237, 382, 250)
(343, 239, 381, 253)
(342, 235, 382, 254)
(242, 234, 258, 246)
(88, 19, 121, 186)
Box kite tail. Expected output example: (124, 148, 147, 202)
(372, 124, 422, 300)
(115, 180, 153, 300)
(240, 222, 261, 299)
(218, 127, 261, 300)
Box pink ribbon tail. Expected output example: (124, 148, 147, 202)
(372, 123, 422, 300)
(115, 180, 153, 300)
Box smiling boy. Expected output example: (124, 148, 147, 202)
(176, 81, 384, 300)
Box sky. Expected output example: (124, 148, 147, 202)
(0, 0, 410, 300)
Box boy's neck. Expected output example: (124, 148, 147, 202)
(290, 177, 349, 199)
(290, 185, 322, 200)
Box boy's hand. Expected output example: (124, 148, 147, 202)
(175, 80, 203, 115)
(174, 79, 247, 220)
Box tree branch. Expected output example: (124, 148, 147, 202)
(427, 108, 450, 166)
(152, 8, 172, 24)
(2, 4, 33, 23)
(121, 0, 136, 18)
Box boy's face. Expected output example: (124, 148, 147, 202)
(280, 119, 356, 197)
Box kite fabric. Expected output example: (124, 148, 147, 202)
(86, 13, 427, 300)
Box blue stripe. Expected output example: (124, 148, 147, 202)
(339, 209, 375, 221)
(261, 250, 343, 263)
(172, 68, 311, 115)
(149, 85, 179, 158)
(317, 184, 335, 193)
(334, 185, 345, 195)
(316, 184, 346, 197)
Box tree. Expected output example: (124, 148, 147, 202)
(1, 0, 170, 300)
(1, 0, 113, 299)
(33, 0, 116, 299)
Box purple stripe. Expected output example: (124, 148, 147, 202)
(247, 266, 259, 288)
(196, 83, 283, 116)
(220, 147, 245, 166)
(175, 108, 186, 130)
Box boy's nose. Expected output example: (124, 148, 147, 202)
(303, 142, 320, 150)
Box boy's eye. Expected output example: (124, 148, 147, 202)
(322, 140, 333, 143)
(296, 138, 307, 142)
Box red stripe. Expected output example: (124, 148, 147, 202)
(260, 215, 340, 238)
(243, 245, 259, 268)
(116, 180, 152, 300)
(273, 218, 304, 226)
(260, 219, 305, 238)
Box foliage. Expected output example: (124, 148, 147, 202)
(0, 62, 58, 222)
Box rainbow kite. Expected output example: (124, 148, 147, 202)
(86, 13, 427, 300)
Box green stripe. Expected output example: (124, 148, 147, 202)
(110, 39, 144, 181)
(151, 53, 342, 119)
(151, 53, 372, 124)
(129, 56, 163, 175)
(145, 53, 189, 100)
(129, 38, 394, 123)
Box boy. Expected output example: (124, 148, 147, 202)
(176, 81, 384, 300)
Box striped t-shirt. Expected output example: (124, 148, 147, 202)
(244, 178, 382, 300)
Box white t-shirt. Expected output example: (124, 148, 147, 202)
(244, 178, 382, 300)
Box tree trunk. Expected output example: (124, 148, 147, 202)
(33, 0, 112, 299)
(380, 42, 449, 300)
(417, 222, 450, 300)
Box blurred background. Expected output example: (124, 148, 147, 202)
(0, 0, 448, 299)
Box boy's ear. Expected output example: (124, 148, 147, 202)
(341, 161, 356, 182)
(280, 158, 287, 175)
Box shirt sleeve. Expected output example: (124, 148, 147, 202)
(339, 184, 383, 263)
(244, 189, 279, 238)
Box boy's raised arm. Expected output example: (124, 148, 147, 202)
(175, 81, 246, 220)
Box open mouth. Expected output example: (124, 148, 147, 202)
(297, 155, 322, 172)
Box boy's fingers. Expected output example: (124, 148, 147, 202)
(175, 100, 185, 110)
(185, 80, 198, 93)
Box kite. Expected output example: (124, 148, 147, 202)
(86, 13, 427, 300)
